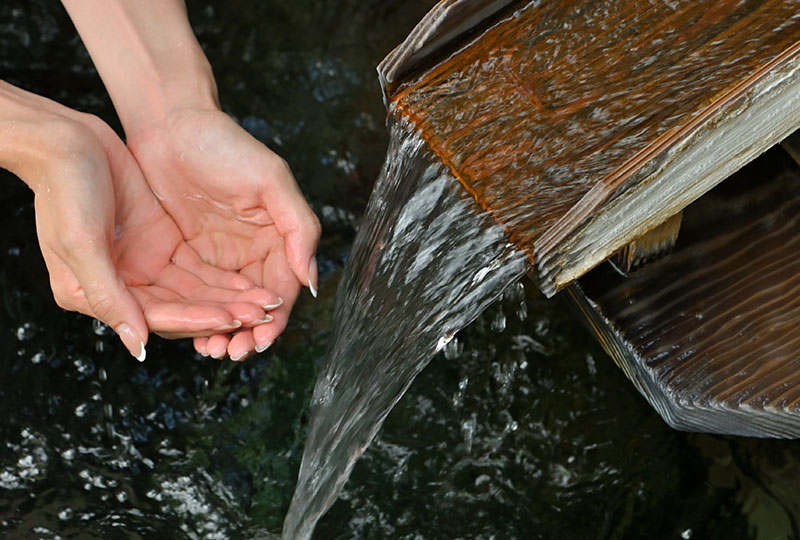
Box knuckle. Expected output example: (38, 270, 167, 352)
(86, 292, 116, 322)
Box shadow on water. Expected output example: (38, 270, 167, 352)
(0, 0, 799, 538)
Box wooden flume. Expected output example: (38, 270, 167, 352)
(378, 0, 800, 436)
(569, 149, 800, 438)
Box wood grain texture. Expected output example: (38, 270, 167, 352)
(569, 150, 800, 438)
(388, 0, 800, 292)
(377, 0, 516, 97)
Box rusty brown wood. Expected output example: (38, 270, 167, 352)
(389, 0, 800, 285)
(568, 150, 800, 437)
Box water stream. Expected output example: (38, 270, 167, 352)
(282, 120, 529, 539)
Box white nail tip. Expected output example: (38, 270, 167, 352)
(309, 279, 318, 298)
(263, 298, 284, 310)
(136, 343, 146, 362)
(256, 341, 273, 353)
(230, 353, 247, 362)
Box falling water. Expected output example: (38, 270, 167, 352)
(282, 120, 529, 539)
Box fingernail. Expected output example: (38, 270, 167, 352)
(308, 258, 318, 298)
(230, 352, 248, 362)
(211, 350, 226, 360)
(263, 297, 284, 310)
(115, 323, 146, 362)
(254, 315, 274, 324)
(255, 341, 273, 353)
(214, 320, 242, 331)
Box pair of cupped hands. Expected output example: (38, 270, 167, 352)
(28, 89, 320, 362)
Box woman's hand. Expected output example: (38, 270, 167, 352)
(0, 82, 279, 360)
(128, 107, 321, 360)
(59, 0, 321, 359)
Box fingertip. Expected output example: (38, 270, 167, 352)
(232, 274, 256, 291)
(207, 334, 231, 359)
(307, 257, 318, 298)
(115, 322, 147, 362)
(194, 337, 210, 357)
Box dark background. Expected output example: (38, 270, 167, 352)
(0, 1, 794, 538)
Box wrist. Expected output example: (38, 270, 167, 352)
(60, 0, 221, 140)
(0, 82, 104, 193)
(122, 52, 221, 140)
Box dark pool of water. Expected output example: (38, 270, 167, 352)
(0, 1, 799, 538)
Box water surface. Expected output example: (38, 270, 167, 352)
(0, 1, 797, 538)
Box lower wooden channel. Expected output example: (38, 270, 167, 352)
(568, 146, 800, 438)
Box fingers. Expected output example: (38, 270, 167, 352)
(171, 243, 254, 291)
(243, 248, 301, 352)
(155, 263, 281, 315)
(194, 336, 209, 357)
(259, 156, 322, 295)
(227, 331, 256, 361)
(206, 333, 231, 359)
(64, 241, 148, 361)
(130, 286, 244, 337)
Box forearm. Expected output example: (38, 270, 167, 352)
(60, 0, 218, 138)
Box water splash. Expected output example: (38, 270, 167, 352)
(282, 121, 528, 539)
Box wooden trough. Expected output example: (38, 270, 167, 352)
(378, 0, 800, 437)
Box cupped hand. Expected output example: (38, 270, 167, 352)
(28, 110, 280, 360)
(127, 107, 321, 359)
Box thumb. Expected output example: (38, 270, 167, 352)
(71, 247, 149, 362)
(261, 157, 321, 296)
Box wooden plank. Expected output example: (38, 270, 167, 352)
(567, 150, 800, 438)
(377, 0, 516, 99)
(388, 0, 800, 295)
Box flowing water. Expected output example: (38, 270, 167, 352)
(3, 1, 800, 538)
(282, 121, 529, 539)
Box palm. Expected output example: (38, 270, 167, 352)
(37, 119, 277, 340)
(128, 108, 320, 356)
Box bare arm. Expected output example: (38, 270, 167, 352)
(60, 0, 218, 138)
(61, 0, 321, 360)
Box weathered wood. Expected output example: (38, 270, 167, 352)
(377, 0, 517, 99)
(567, 150, 800, 438)
(612, 211, 682, 274)
(388, 0, 800, 296)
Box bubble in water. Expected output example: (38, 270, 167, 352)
(443, 336, 463, 360)
(16, 323, 34, 341)
(461, 414, 477, 454)
(92, 320, 111, 336)
(491, 308, 507, 333)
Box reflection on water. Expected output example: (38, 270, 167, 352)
(0, 0, 798, 538)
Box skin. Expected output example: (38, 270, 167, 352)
(0, 82, 281, 359)
(61, 0, 321, 360)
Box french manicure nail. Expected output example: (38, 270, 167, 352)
(263, 297, 284, 310)
(115, 323, 146, 362)
(308, 257, 318, 298)
(214, 320, 242, 332)
(255, 341, 273, 354)
(230, 352, 247, 362)
(211, 350, 226, 360)
(254, 315, 274, 324)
